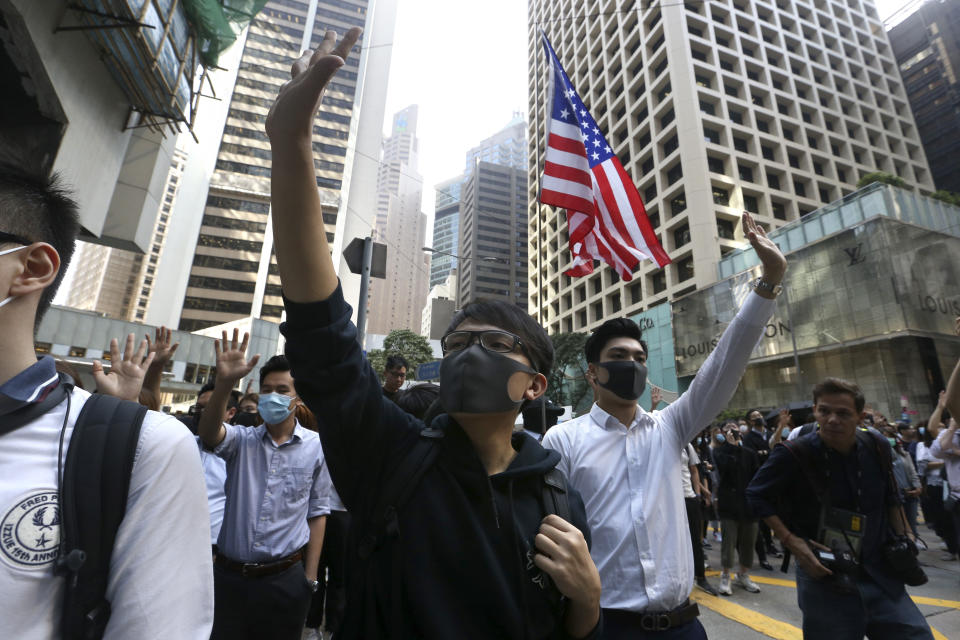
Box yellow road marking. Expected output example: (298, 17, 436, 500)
(690, 590, 803, 639)
(700, 571, 957, 637)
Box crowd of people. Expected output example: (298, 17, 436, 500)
(2, 27, 959, 640)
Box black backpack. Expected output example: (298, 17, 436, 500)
(353, 423, 572, 638)
(57, 392, 147, 639)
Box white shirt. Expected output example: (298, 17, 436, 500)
(680, 444, 699, 499)
(0, 388, 214, 639)
(542, 292, 774, 613)
(197, 437, 227, 544)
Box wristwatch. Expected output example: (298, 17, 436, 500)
(309, 579, 320, 592)
(752, 277, 783, 297)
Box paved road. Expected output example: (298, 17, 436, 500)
(694, 539, 960, 639)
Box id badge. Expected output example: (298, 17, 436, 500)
(820, 507, 866, 560)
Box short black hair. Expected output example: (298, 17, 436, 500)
(198, 382, 215, 399)
(584, 318, 647, 363)
(745, 408, 763, 421)
(0, 164, 80, 323)
(446, 300, 553, 375)
(259, 354, 291, 386)
(385, 354, 409, 371)
(228, 389, 241, 411)
(812, 377, 865, 413)
(394, 383, 440, 420)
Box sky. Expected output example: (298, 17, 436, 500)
(380, 0, 528, 219)
(380, 0, 914, 226)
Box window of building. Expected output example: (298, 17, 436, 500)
(717, 218, 735, 239)
(743, 194, 759, 212)
(733, 137, 748, 152)
(708, 156, 725, 173)
(712, 187, 730, 206)
(670, 192, 687, 215)
(772, 201, 786, 219)
(738, 165, 754, 182)
(666, 163, 683, 185)
(673, 224, 691, 248)
(767, 172, 781, 189)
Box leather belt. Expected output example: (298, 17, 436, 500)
(215, 549, 303, 578)
(605, 600, 700, 632)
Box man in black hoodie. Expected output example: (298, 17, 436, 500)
(263, 28, 602, 639)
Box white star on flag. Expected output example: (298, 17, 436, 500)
(560, 108, 569, 119)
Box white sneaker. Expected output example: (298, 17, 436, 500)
(735, 573, 761, 593)
(718, 572, 732, 595)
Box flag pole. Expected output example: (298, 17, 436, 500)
(533, 18, 544, 326)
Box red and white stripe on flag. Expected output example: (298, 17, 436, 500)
(538, 33, 670, 281)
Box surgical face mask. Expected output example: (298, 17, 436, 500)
(595, 361, 647, 401)
(258, 392, 296, 425)
(887, 437, 897, 448)
(440, 344, 537, 414)
(781, 427, 791, 437)
(739, 424, 749, 434)
(0, 244, 27, 309)
(715, 433, 725, 444)
(918, 427, 926, 436)
(696, 437, 702, 445)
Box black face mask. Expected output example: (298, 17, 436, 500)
(233, 411, 261, 427)
(596, 361, 647, 401)
(752, 417, 765, 428)
(440, 344, 537, 414)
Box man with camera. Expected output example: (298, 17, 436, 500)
(746, 378, 932, 640)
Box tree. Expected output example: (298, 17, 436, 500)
(856, 172, 907, 189)
(367, 329, 436, 382)
(930, 190, 960, 207)
(546, 333, 592, 414)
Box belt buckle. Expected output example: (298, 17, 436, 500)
(640, 613, 671, 632)
(241, 562, 258, 577)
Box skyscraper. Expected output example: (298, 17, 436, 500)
(889, 0, 960, 193)
(465, 112, 528, 172)
(365, 106, 430, 336)
(429, 175, 463, 288)
(528, 0, 934, 335)
(178, 0, 370, 332)
(457, 161, 529, 308)
(66, 148, 189, 321)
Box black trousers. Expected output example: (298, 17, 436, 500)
(211, 563, 313, 640)
(306, 511, 350, 633)
(684, 497, 706, 579)
(602, 609, 707, 639)
(923, 484, 958, 554)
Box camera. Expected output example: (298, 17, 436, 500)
(814, 546, 859, 592)
(883, 537, 927, 586)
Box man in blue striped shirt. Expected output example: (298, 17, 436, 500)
(198, 336, 341, 640)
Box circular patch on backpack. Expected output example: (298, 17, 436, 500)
(0, 491, 61, 569)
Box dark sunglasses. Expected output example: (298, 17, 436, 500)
(0, 231, 32, 246)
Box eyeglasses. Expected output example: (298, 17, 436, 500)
(440, 329, 536, 370)
(0, 231, 31, 247)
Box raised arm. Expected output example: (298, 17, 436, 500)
(143, 326, 179, 403)
(198, 329, 260, 450)
(661, 212, 785, 443)
(92, 334, 155, 403)
(265, 28, 361, 303)
(946, 317, 960, 419)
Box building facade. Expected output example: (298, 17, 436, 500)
(457, 161, 529, 307)
(179, 0, 370, 332)
(365, 106, 430, 335)
(889, 0, 960, 194)
(429, 176, 463, 288)
(465, 113, 528, 172)
(527, 0, 935, 335)
(66, 149, 188, 321)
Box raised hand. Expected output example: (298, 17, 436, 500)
(742, 211, 787, 285)
(93, 334, 156, 402)
(266, 27, 362, 145)
(146, 325, 179, 369)
(214, 329, 261, 386)
(650, 385, 663, 410)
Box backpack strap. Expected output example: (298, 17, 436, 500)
(58, 394, 146, 640)
(542, 468, 571, 524)
(780, 437, 829, 501)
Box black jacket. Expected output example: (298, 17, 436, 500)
(714, 443, 760, 520)
(281, 284, 596, 640)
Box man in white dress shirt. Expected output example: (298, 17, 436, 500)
(0, 165, 213, 638)
(542, 212, 786, 639)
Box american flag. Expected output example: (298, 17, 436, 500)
(538, 32, 670, 280)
